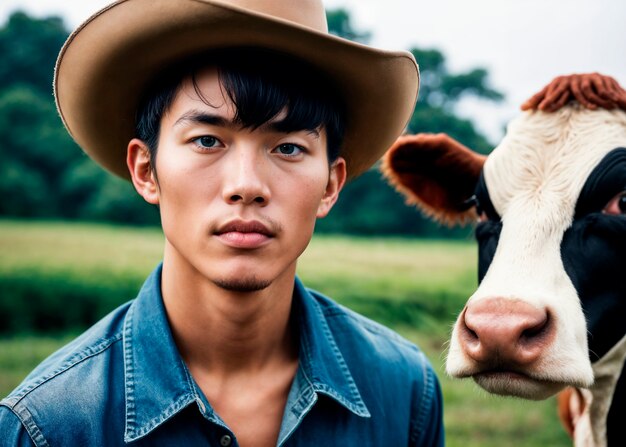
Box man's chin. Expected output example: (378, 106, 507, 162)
(213, 276, 272, 293)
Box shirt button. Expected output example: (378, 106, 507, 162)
(220, 434, 233, 446)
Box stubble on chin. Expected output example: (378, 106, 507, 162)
(213, 275, 272, 293)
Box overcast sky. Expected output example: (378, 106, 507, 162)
(1, 0, 625, 144)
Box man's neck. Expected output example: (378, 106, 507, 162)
(159, 245, 300, 447)
(160, 247, 299, 378)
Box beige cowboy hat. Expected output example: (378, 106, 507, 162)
(55, 0, 419, 180)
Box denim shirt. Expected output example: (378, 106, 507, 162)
(0, 265, 444, 446)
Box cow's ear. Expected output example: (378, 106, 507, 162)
(381, 133, 487, 226)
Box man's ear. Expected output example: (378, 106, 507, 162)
(317, 157, 347, 218)
(381, 133, 487, 225)
(127, 138, 159, 205)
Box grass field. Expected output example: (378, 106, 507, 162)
(0, 219, 570, 446)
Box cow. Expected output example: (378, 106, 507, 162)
(382, 73, 626, 447)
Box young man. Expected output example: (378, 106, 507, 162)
(0, 1, 444, 445)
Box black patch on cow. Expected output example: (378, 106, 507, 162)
(561, 147, 626, 361)
(475, 220, 501, 282)
(607, 364, 626, 446)
(474, 171, 502, 282)
(575, 148, 626, 218)
(475, 172, 500, 222)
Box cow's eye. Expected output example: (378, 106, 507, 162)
(462, 195, 489, 222)
(476, 207, 488, 223)
(473, 197, 489, 223)
(603, 191, 626, 215)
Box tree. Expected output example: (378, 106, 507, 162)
(319, 9, 503, 236)
(408, 48, 503, 154)
(326, 9, 371, 43)
(0, 11, 158, 224)
(0, 85, 75, 216)
(0, 12, 67, 96)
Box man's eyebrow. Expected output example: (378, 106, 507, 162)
(267, 121, 320, 138)
(305, 128, 321, 139)
(173, 110, 321, 138)
(173, 111, 231, 128)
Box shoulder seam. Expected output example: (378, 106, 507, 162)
(0, 402, 50, 446)
(3, 332, 123, 408)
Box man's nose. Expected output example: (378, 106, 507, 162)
(222, 148, 271, 206)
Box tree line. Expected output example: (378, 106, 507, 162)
(0, 10, 503, 236)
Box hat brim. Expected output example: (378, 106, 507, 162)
(55, 0, 419, 180)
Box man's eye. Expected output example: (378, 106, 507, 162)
(274, 143, 304, 157)
(603, 191, 626, 215)
(192, 136, 221, 149)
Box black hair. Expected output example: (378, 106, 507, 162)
(135, 47, 346, 173)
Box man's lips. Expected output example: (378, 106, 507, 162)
(215, 220, 273, 236)
(214, 220, 275, 248)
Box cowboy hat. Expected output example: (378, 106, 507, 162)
(54, 0, 419, 179)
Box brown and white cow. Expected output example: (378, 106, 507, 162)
(382, 74, 626, 447)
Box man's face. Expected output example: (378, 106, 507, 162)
(131, 67, 345, 292)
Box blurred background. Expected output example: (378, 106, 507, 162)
(1, 1, 624, 445)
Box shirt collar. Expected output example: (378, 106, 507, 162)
(122, 264, 200, 443)
(292, 277, 370, 418)
(122, 265, 369, 443)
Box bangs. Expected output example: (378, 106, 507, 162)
(198, 48, 345, 161)
(135, 47, 346, 166)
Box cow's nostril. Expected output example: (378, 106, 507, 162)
(521, 311, 550, 340)
(466, 327, 478, 341)
(459, 307, 479, 342)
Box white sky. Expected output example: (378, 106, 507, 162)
(1, 0, 625, 145)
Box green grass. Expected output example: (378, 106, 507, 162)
(0, 219, 163, 277)
(0, 220, 164, 332)
(300, 236, 476, 332)
(0, 219, 570, 445)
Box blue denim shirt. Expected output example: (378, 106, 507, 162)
(0, 265, 444, 446)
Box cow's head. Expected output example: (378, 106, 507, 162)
(383, 74, 626, 400)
